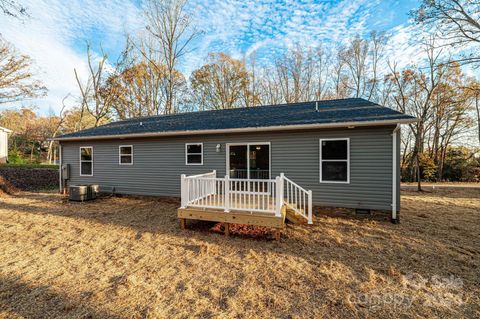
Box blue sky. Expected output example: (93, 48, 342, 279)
(0, 0, 424, 114)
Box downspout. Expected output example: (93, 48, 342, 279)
(59, 143, 63, 194)
(391, 124, 400, 223)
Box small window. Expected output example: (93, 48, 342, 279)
(119, 145, 133, 165)
(186, 143, 203, 165)
(320, 139, 349, 183)
(80, 147, 93, 176)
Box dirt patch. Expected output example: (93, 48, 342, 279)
(0, 189, 479, 318)
(0, 176, 18, 196)
(0, 167, 58, 191)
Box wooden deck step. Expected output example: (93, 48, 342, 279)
(285, 205, 308, 224)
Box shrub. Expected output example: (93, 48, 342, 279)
(0, 163, 58, 169)
(7, 149, 26, 164)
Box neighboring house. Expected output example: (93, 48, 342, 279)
(0, 126, 12, 164)
(55, 98, 416, 225)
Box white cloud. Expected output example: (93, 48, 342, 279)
(183, 0, 381, 72)
(0, 0, 143, 114)
(2, 0, 475, 115)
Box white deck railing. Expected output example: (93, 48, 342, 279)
(180, 171, 312, 223)
(283, 174, 313, 224)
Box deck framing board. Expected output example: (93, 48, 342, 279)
(178, 206, 286, 229)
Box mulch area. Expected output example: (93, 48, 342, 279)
(0, 167, 58, 192)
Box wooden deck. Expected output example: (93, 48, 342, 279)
(179, 172, 312, 239)
(185, 193, 278, 212)
(178, 193, 287, 239)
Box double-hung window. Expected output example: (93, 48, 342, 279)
(320, 138, 349, 183)
(185, 143, 203, 165)
(119, 145, 133, 165)
(80, 146, 93, 176)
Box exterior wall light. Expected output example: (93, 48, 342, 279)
(216, 144, 221, 152)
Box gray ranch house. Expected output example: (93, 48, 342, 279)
(55, 98, 415, 230)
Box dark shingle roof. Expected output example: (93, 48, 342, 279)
(57, 98, 415, 140)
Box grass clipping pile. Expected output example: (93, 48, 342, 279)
(0, 188, 479, 318)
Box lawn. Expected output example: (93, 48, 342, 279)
(0, 188, 479, 318)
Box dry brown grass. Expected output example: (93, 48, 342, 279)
(0, 188, 479, 318)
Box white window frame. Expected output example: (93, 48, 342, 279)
(185, 143, 203, 165)
(119, 145, 133, 165)
(319, 138, 350, 184)
(79, 146, 93, 177)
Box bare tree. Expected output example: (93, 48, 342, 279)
(0, 35, 46, 104)
(74, 43, 116, 127)
(475, 89, 480, 143)
(338, 32, 387, 100)
(412, 0, 480, 65)
(243, 51, 260, 107)
(145, 0, 201, 114)
(0, 0, 28, 18)
(46, 94, 70, 164)
(314, 45, 331, 100)
(367, 31, 387, 100)
(256, 68, 283, 105)
(274, 45, 316, 103)
(386, 36, 447, 190)
(342, 37, 369, 98)
(331, 47, 350, 99)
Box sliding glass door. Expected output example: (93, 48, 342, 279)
(248, 144, 270, 179)
(228, 143, 270, 180)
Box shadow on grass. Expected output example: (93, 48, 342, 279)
(1, 191, 479, 317)
(0, 275, 123, 319)
(1, 192, 392, 240)
(3, 191, 478, 273)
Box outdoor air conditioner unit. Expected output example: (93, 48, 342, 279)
(69, 184, 100, 201)
(89, 184, 99, 199)
(69, 185, 88, 201)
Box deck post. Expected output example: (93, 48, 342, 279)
(274, 229, 281, 241)
(210, 170, 217, 195)
(180, 174, 187, 208)
(275, 175, 283, 217)
(307, 190, 313, 224)
(224, 175, 230, 212)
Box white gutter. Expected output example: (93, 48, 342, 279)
(53, 118, 416, 141)
(392, 124, 401, 222)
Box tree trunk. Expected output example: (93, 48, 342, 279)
(416, 153, 422, 191)
(47, 140, 54, 164)
(30, 142, 35, 163)
(476, 94, 480, 144)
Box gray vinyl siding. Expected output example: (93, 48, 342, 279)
(61, 125, 398, 211)
(396, 127, 401, 212)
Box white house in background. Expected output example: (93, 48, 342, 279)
(0, 126, 12, 163)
